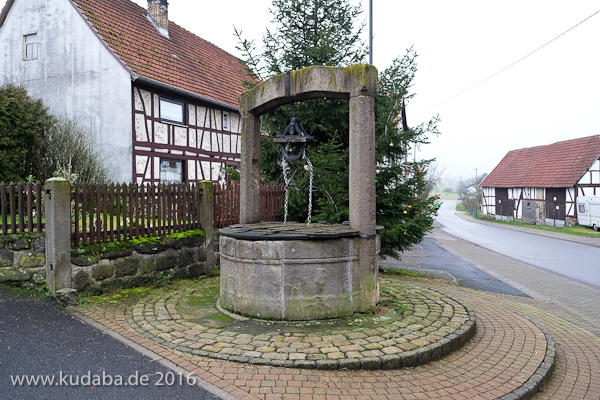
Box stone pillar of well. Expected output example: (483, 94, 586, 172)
(44, 178, 72, 295)
(349, 93, 379, 310)
(239, 112, 262, 224)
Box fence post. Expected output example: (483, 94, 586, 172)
(44, 178, 71, 295)
(199, 181, 215, 273)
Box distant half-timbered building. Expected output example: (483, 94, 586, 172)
(479, 135, 600, 226)
(0, 0, 251, 184)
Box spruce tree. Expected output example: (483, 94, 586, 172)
(235, 0, 441, 258)
(0, 84, 55, 183)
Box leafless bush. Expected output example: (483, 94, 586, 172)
(39, 117, 112, 183)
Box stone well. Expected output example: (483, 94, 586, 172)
(221, 65, 380, 321)
(220, 223, 381, 320)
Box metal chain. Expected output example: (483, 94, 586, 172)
(303, 153, 314, 226)
(281, 157, 291, 224)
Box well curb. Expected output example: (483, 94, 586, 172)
(129, 288, 478, 371)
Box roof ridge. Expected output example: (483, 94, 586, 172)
(511, 134, 600, 152)
(481, 135, 600, 188)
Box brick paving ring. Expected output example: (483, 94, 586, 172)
(128, 277, 477, 370)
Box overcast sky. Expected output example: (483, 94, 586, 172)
(3, 0, 599, 182)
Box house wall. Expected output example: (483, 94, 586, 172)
(566, 187, 576, 219)
(577, 158, 600, 197)
(0, 0, 132, 182)
(481, 187, 495, 216)
(483, 186, 578, 225)
(508, 188, 522, 220)
(132, 84, 241, 184)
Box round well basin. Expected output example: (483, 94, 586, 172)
(219, 222, 379, 321)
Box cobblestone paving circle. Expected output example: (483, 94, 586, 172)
(125, 277, 476, 370)
(74, 275, 569, 399)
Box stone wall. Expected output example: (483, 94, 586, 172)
(0, 234, 46, 288)
(0, 233, 210, 293)
(71, 235, 209, 293)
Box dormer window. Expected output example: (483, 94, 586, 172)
(159, 97, 185, 124)
(23, 33, 38, 60)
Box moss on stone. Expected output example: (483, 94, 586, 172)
(91, 263, 114, 281)
(18, 254, 45, 269)
(0, 267, 31, 282)
(71, 229, 204, 259)
(114, 257, 141, 277)
(186, 295, 215, 306)
(205, 313, 235, 324)
(0, 232, 44, 245)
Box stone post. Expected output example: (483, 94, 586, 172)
(349, 95, 376, 235)
(349, 93, 379, 311)
(44, 178, 71, 295)
(199, 180, 215, 273)
(239, 112, 262, 224)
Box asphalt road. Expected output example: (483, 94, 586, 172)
(380, 237, 529, 297)
(436, 200, 600, 288)
(0, 286, 222, 400)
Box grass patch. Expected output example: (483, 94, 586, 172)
(187, 295, 216, 306)
(85, 285, 156, 306)
(204, 313, 235, 324)
(383, 269, 424, 278)
(83, 278, 201, 306)
(455, 202, 467, 212)
(485, 219, 600, 238)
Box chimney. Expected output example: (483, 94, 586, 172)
(147, 0, 169, 38)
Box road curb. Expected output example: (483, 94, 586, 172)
(498, 314, 556, 400)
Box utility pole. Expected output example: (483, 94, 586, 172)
(369, 0, 373, 65)
(474, 168, 478, 219)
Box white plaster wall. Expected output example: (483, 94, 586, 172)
(508, 188, 522, 219)
(0, 0, 132, 182)
(481, 187, 495, 215)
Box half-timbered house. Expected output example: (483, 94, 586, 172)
(479, 135, 600, 226)
(0, 0, 251, 184)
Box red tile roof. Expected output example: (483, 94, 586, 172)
(71, 0, 254, 109)
(480, 135, 600, 188)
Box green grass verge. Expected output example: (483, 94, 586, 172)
(452, 201, 600, 238)
(455, 202, 467, 212)
(484, 218, 600, 238)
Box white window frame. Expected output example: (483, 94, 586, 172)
(223, 111, 230, 131)
(159, 158, 184, 184)
(23, 33, 38, 60)
(159, 97, 185, 125)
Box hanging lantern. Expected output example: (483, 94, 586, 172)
(273, 71, 315, 162)
(273, 117, 314, 162)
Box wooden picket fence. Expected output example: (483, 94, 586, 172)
(71, 183, 204, 245)
(213, 181, 285, 228)
(1, 181, 285, 242)
(0, 182, 45, 234)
